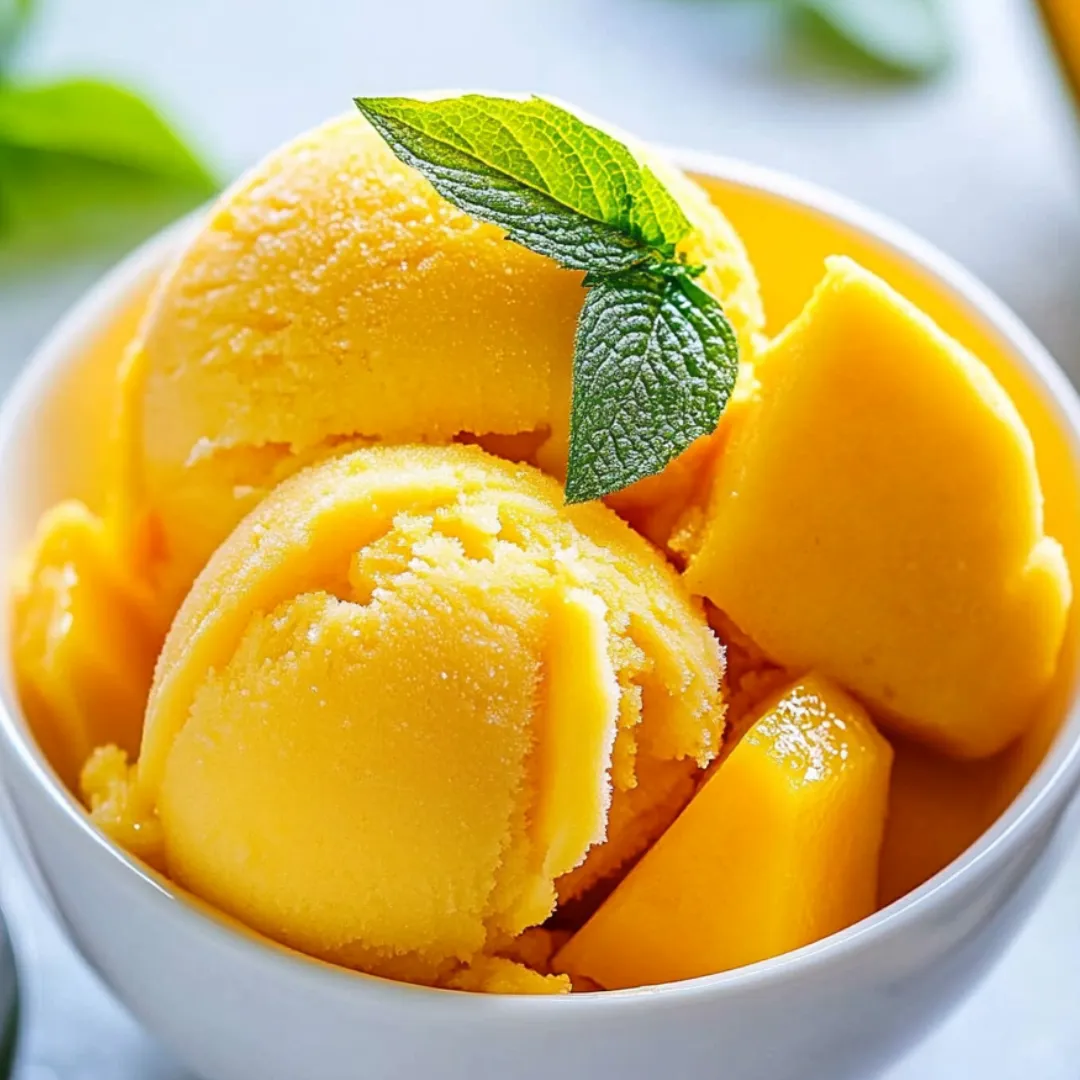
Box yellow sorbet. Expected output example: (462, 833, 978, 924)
(117, 109, 764, 610)
(84, 444, 724, 988)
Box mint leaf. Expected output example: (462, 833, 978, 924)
(565, 268, 738, 504)
(0, 79, 218, 190)
(791, 0, 949, 76)
(355, 92, 741, 502)
(355, 94, 691, 272)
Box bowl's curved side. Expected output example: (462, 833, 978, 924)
(2, 726, 1072, 1080)
(0, 155, 1078, 1080)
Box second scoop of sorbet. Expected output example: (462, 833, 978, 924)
(85, 444, 724, 988)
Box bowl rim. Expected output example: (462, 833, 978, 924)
(2, 147, 1080, 1015)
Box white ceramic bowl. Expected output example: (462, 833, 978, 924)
(1, 154, 1080, 1080)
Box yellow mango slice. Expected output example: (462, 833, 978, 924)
(685, 257, 1071, 759)
(554, 674, 892, 989)
(11, 501, 165, 789)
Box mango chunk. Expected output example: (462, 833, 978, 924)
(11, 501, 164, 789)
(685, 257, 1071, 759)
(553, 674, 892, 989)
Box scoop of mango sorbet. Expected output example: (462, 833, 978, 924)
(118, 110, 765, 609)
(683, 257, 1072, 760)
(83, 444, 725, 989)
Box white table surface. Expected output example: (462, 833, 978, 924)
(2, 0, 1080, 1076)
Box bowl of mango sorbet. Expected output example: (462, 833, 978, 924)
(1, 92, 1080, 1080)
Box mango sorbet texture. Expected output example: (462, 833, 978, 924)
(118, 113, 764, 609)
(85, 445, 724, 988)
(8, 93, 1073, 996)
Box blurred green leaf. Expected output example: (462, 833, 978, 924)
(0, 146, 208, 265)
(0, 77, 219, 258)
(0, 0, 33, 73)
(789, 0, 950, 77)
(0, 78, 218, 188)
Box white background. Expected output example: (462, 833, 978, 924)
(2, 0, 1080, 1076)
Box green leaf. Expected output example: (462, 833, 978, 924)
(565, 267, 738, 503)
(0, 0, 34, 73)
(356, 92, 742, 502)
(790, 0, 950, 76)
(0, 78, 219, 190)
(0, 145, 211, 267)
(355, 93, 692, 272)
(0, 77, 219, 260)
